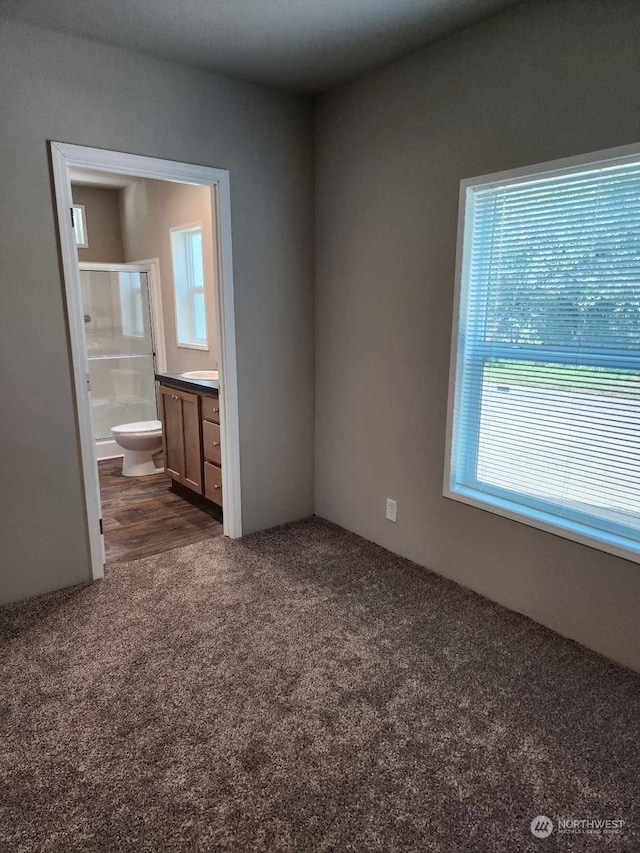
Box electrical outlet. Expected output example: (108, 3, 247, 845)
(386, 498, 397, 523)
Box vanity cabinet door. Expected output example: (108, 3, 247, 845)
(159, 384, 203, 494)
(181, 392, 202, 492)
(160, 386, 184, 482)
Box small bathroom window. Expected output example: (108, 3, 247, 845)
(170, 224, 208, 350)
(73, 204, 88, 248)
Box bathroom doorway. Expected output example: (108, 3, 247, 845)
(51, 143, 242, 579)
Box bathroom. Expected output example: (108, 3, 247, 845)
(71, 168, 224, 563)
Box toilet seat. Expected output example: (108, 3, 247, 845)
(111, 420, 162, 435)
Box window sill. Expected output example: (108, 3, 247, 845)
(176, 342, 210, 352)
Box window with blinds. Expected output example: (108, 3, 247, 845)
(446, 147, 640, 561)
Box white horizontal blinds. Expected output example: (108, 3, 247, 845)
(476, 361, 640, 532)
(468, 162, 640, 349)
(453, 156, 640, 545)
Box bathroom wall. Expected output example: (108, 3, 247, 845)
(120, 179, 218, 372)
(71, 184, 124, 263)
(0, 19, 314, 604)
(314, 0, 640, 671)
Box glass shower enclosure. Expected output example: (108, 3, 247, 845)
(80, 265, 158, 448)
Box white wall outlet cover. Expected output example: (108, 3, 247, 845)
(386, 498, 397, 522)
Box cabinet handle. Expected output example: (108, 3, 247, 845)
(212, 408, 219, 413)
(171, 394, 179, 400)
(212, 441, 220, 447)
(214, 484, 221, 490)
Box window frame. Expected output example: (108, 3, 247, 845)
(169, 223, 209, 351)
(72, 203, 88, 248)
(444, 141, 640, 564)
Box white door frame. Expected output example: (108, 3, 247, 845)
(51, 142, 243, 581)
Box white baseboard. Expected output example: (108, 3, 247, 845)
(96, 439, 123, 461)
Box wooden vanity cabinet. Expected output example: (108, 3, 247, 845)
(159, 381, 223, 511)
(159, 385, 202, 493)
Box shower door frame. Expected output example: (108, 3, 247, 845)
(51, 142, 243, 581)
(80, 260, 165, 458)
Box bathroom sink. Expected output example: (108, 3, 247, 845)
(180, 370, 218, 381)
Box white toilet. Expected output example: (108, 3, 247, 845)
(111, 420, 164, 477)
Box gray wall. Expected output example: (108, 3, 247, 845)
(314, 0, 640, 670)
(71, 185, 124, 263)
(0, 19, 314, 603)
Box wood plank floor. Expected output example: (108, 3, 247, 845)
(99, 458, 224, 565)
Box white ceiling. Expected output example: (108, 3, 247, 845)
(2, 0, 522, 94)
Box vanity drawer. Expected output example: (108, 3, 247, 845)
(204, 461, 223, 506)
(201, 394, 220, 424)
(202, 420, 221, 465)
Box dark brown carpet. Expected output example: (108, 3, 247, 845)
(1, 518, 639, 852)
